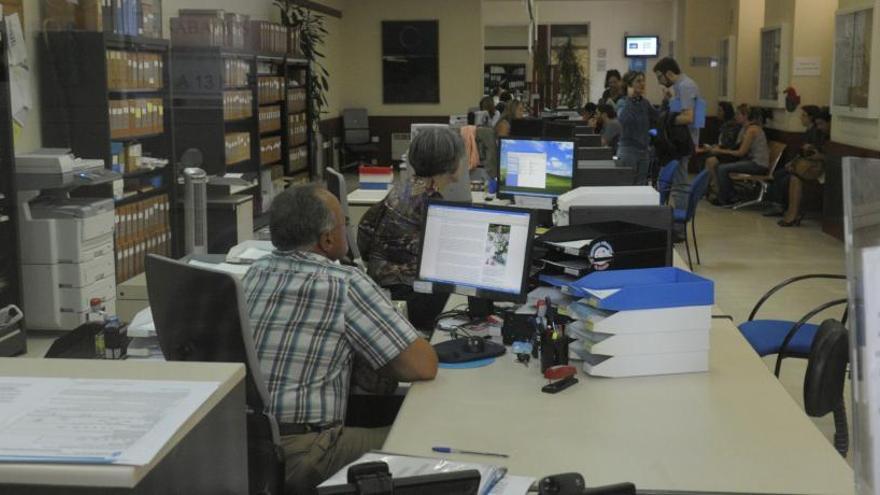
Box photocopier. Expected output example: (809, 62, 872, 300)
(16, 149, 119, 331)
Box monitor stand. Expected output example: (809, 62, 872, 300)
(467, 297, 495, 319)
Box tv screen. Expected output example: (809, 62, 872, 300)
(625, 36, 659, 57)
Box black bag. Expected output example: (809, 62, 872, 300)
(654, 110, 694, 163)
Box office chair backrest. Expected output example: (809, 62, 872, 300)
(804, 319, 849, 418)
(569, 205, 673, 266)
(325, 168, 365, 267)
(343, 108, 370, 144)
(657, 160, 679, 205)
(145, 254, 271, 411)
(686, 169, 711, 221)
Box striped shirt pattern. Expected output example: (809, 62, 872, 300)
(242, 250, 419, 425)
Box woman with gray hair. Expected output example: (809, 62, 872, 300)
(358, 127, 464, 330)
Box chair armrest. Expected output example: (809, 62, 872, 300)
(775, 298, 848, 376)
(747, 274, 846, 321)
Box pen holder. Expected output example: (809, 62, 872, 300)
(540, 325, 569, 373)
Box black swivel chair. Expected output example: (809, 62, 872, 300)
(341, 108, 380, 170)
(145, 254, 285, 495)
(804, 319, 850, 457)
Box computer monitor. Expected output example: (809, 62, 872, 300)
(543, 121, 576, 140)
(415, 200, 536, 315)
(625, 35, 660, 57)
(509, 118, 543, 138)
(497, 137, 575, 199)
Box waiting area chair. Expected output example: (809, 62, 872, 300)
(672, 169, 710, 271)
(737, 274, 848, 376)
(145, 254, 286, 495)
(341, 108, 380, 170)
(804, 319, 850, 457)
(729, 141, 787, 210)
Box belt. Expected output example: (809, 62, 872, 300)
(278, 422, 339, 436)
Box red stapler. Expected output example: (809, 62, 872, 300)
(542, 365, 578, 394)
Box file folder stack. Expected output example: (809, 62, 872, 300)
(558, 267, 714, 377)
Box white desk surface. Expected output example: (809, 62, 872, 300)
(0, 359, 245, 488)
(384, 259, 854, 494)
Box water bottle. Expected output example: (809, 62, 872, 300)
(104, 316, 122, 360)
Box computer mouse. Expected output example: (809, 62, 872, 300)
(464, 336, 485, 354)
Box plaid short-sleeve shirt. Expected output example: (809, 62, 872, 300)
(242, 250, 419, 425)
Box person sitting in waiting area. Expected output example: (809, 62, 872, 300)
(706, 106, 769, 206)
(694, 101, 741, 168)
(597, 103, 621, 154)
(581, 101, 598, 128)
(242, 184, 438, 494)
(359, 127, 464, 330)
(776, 108, 831, 227)
(764, 105, 830, 220)
(494, 99, 525, 138)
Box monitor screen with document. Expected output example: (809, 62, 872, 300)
(498, 137, 575, 199)
(415, 201, 536, 303)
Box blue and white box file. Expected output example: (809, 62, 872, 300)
(557, 267, 714, 377)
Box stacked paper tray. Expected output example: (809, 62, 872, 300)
(556, 267, 714, 377)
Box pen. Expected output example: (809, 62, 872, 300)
(432, 446, 509, 458)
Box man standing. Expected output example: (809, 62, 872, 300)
(243, 184, 438, 494)
(654, 57, 701, 231)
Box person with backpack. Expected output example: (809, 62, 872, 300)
(616, 71, 659, 185)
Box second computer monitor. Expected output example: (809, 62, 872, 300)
(415, 200, 536, 304)
(498, 137, 575, 199)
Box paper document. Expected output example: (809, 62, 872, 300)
(188, 259, 252, 277)
(489, 475, 535, 494)
(127, 307, 156, 338)
(226, 240, 274, 263)
(545, 239, 592, 251)
(583, 288, 620, 300)
(319, 451, 508, 495)
(0, 378, 219, 465)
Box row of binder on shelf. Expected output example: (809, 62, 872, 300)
(224, 59, 251, 88)
(541, 267, 714, 378)
(258, 76, 284, 104)
(260, 136, 282, 166)
(223, 90, 253, 121)
(45, 0, 161, 37)
(225, 132, 251, 165)
(106, 51, 164, 91)
(114, 194, 171, 283)
(287, 88, 307, 113)
(258, 106, 282, 133)
(108, 98, 164, 140)
(110, 142, 168, 175)
(289, 113, 308, 146)
(289, 146, 308, 174)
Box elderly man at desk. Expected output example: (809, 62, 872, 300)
(241, 184, 438, 494)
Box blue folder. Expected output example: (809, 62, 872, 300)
(563, 267, 714, 311)
(669, 97, 706, 129)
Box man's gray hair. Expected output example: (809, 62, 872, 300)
(270, 184, 337, 251)
(408, 126, 464, 178)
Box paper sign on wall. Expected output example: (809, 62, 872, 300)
(793, 57, 821, 77)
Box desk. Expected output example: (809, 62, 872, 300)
(0, 359, 247, 494)
(384, 260, 854, 494)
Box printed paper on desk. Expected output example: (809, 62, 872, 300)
(188, 259, 252, 277)
(0, 378, 219, 466)
(319, 451, 508, 495)
(127, 307, 156, 338)
(5, 14, 27, 67)
(583, 288, 620, 300)
(545, 239, 592, 255)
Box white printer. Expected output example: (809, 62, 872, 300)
(554, 186, 660, 226)
(16, 150, 119, 331)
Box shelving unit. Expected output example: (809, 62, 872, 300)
(38, 31, 176, 284)
(170, 45, 315, 227)
(483, 63, 527, 95)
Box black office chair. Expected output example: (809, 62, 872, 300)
(341, 108, 380, 170)
(804, 319, 849, 457)
(145, 254, 285, 495)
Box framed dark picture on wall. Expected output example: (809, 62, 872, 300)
(382, 20, 439, 104)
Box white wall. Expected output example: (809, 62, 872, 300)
(483, 0, 675, 103)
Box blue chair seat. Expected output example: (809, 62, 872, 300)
(738, 319, 820, 356)
(673, 209, 688, 222)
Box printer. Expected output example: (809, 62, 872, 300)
(16, 150, 118, 331)
(554, 186, 660, 226)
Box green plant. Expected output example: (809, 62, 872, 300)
(557, 37, 586, 109)
(533, 42, 551, 108)
(275, 0, 330, 125)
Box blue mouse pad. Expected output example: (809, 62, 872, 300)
(439, 358, 496, 369)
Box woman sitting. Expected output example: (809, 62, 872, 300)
(494, 100, 525, 138)
(358, 127, 463, 330)
(777, 108, 831, 227)
(695, 101, 741, 169)
(706, 106, 770, 206)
